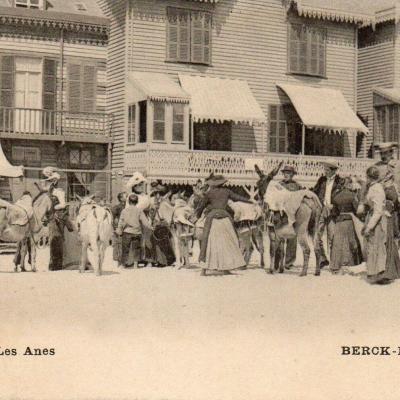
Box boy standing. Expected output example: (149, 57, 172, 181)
(116, 193, 152, 269)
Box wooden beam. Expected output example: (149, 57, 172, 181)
(301, 124, 305, 155)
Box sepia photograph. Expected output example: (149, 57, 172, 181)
(0, 0, 400, 399)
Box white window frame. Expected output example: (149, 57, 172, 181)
(15, 0, 44, 9)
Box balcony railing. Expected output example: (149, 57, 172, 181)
(125, 149, 375, 186)
(0, 107, 112, 140)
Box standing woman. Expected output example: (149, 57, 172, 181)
(330, 177, 363, 274)
(40, 167, 73, 271)
(195, 175, 253, 276)
(359, 166, 396, 284)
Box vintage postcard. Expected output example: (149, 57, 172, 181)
(0, 0, 399, 399)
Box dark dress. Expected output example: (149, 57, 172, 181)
(111, 202, 124, 263)
(48, 207, 74, 271)
(196, 187, 251, 269)
(330, 189, 363, 271)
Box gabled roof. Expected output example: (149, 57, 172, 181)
(0, 0, 108, 28)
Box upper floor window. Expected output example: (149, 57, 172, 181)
(288, 24, 326, 77)
(15, 0, 44, 9)
(375, 105, 400, 144)
(127, 104, 136, 144)
(269, 105, 287, 153)
(167, 7, 212, 65)
(67, 62, 97, 113)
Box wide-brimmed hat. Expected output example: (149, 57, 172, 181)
(42, 166, 61, 181)
(126, 172, 147, 190)
(282, 165, 297, 175)
(320, 160, 339, 170)
(375, 142, 398, 153)
(207, 174, 228, 187)
(150, 181, 166, 196)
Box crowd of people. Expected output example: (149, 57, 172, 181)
(9, 141, 400, 285)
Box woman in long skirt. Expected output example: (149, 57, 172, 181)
(359, 166, 394, 284)
(195, 174, 253, 276)
(330, 177, 363, 273)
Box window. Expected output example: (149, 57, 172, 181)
(12, 146, 41, 165)
(172, 103, 184, 142)
(167, 7, 212, 65)
(375, 105, 400, 143)
(269, 105, 287, 153)
(69, 148, 92, 167)
(288, 24, 326, 77)
(15, 0, 44, 9)
(74, 2, 87, 11)
(127, 104, 136, 144)
(153, 101, 166, 141)
(194, 121, 232, 151)
(67, 63, 97, 113)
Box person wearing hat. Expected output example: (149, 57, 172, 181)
(39, 167, 74, 271)
(111, 191, 127, 267)
(124, 172, 156, 266)
(313, 160, 344, 269)
(195, 174, 253, 276)
(358, 166, 398, 284)
(372, 142, 400, 278)
(280, 165, 303, 270)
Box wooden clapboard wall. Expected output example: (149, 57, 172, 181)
(0, 25, 107, 116)
(97, 0, 127, 173)
(101, 0, 360, 165)
(358, 23, 395, 157)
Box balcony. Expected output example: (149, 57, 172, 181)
(0, 107, 113, 143)
(125, 149, 375, 187)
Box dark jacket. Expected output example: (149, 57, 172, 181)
(313, 174, 343, 205)
(196, 187, 251, 218)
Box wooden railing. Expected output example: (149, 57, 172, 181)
(0, 107, 112, 138)
(125, 149, 376, 186)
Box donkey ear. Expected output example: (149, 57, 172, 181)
(89, 194, 96, 200)
(254, 164, 264, 178)
(76, 194, 83, 202)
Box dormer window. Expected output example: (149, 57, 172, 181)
(75, 2, 87, 11)
(15, 0, 44, 9)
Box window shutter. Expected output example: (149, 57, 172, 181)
(167, 8, 179, 60)
(203, 13, 212, 64)
(289, 25, 300, 73)
(310, 29, 319, 75)
(82, 65, 97, 113)
(191, 11, 211, 64)
(43, 59, 57, 110)
(0, 55, 14, 131)
(178, 10, 190, 62)
(68, 63, 81, 113)
(318, 30, 326, 76)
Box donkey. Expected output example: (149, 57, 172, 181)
(255, 164, 322, 277)
(0, 191, 53, 272)
(76, 195, 113, 276)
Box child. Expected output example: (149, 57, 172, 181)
(116, 193, 152, 269)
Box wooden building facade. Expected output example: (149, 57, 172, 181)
(0, 0, 112, 201)
(98, 0, 372, 192)
(357, 1, 400, 158)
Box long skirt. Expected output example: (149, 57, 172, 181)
(381, 214, 400, 280)
(205, 217, 246, 271)
(365, 217, 387, 278)
(330, 218, 363, 271)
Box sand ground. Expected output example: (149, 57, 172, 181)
(0, 244, 399, 400)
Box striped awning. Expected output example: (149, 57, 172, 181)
(277, 83, 369, 134)
(373, 87, 400, 104)
(179, 75, 266, 125)
(0, 142, 23, 178)
(127, 72, 190, 104)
